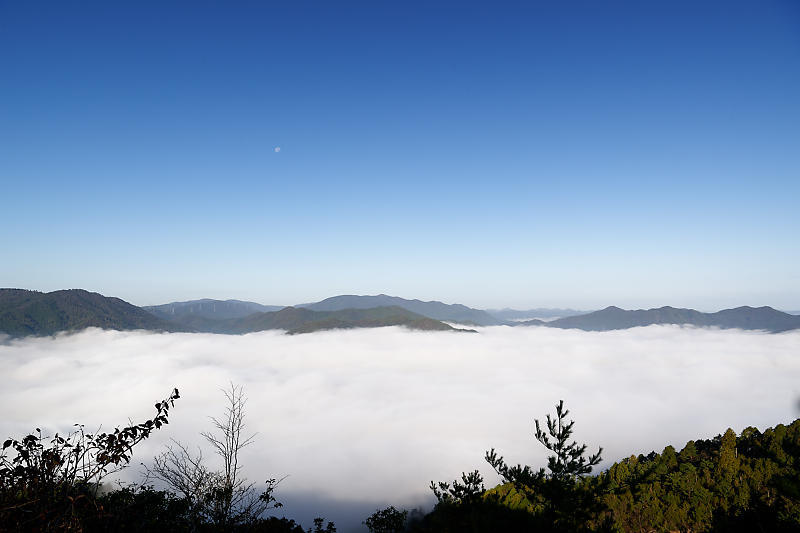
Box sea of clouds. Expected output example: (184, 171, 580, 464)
(2, 325, 799, 531)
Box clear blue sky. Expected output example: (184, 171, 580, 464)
(1, 1, 798, 310)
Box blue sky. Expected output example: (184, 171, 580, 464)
(1, 1, 798, 310)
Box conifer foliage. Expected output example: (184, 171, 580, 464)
(414, 401, 800, 532)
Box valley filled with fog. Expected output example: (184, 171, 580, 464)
(2, 326, 799, 531)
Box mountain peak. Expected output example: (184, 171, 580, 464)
(299, 294, 504, 326)
(0, 289, 184, 336)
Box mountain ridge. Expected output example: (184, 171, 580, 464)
(3, 289, 798, 336)
(0, 288, 185, 336)
(144, 299, 284, 321)
(487, 307, 589, 321)
(298, 294, 505, 326)
(520, 305, 800, 333)
(0, 289, 470, 336)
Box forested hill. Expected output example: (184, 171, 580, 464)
(0, 289, 184, 336)
(298, 294, 505, 326)
(519, 305, 800, 332)
(155, 305, 469, 334)
(414, 417, 800, 532)
(0, 290, 467, 336)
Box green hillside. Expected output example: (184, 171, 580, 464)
(0, 289, 185, 336)
(282, 306, 463, 334)
(159, 305, 470, 334)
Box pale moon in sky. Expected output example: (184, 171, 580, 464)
(274, 146, 281, 153)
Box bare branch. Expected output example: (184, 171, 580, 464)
(146, 383, 280, 528)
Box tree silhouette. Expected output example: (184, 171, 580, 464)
(0, 388, 180, 530)
(486, 400, 602, 485)
(423, 400, 605, 531)
(485, 400, 604, 531)
(364, 506, 408, 533)
(147, 383, 283, 529)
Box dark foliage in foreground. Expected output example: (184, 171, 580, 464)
(3, 391, 799, 532)
(0, 389, 180, 531)
(145, 384, 285, 530)
(0, 389, 333, 533)
(417, 400, 609, 532)
(597, 419, 800, 532)
(91, 486, 332, 532)
(407, 402, 800, 532)
(363, 505, 408, 533)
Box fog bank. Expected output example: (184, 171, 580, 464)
(2, 326, 799, 531)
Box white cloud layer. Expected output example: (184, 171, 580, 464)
(2, 326, 799, 531)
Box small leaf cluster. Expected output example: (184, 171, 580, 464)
(363, 505, 408, 533)
(429, 470, 485, 506)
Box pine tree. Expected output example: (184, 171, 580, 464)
(485, 400, 603, 531)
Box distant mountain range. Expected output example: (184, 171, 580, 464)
(520, 305, 800, 333)
(299, 294, 505, 326)
(486, 308, 589, 321)
(145, 299, 284, 321)
(2, 289, 798, 337)
(0, 290, 470, 336)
